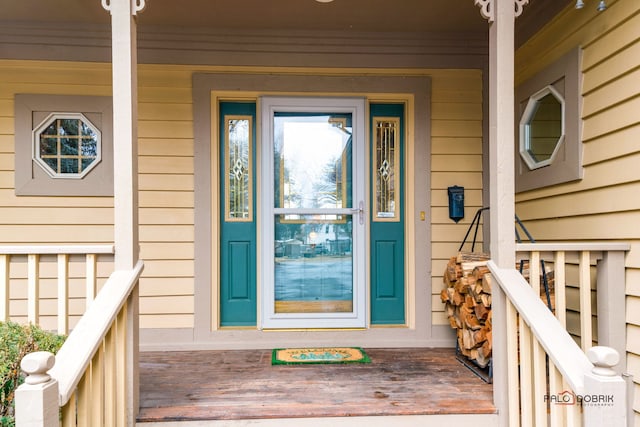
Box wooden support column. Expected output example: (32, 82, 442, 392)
(486, 0, 516, 268)
(103, 1, 145, 425)
(105, 0, 141, 272)
(475, 0, 524, 425)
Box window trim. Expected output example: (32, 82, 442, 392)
(14, 94, 113, 196)
(518, 85, 566, 170)
(515, 47, 582, 192)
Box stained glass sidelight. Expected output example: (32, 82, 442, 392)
(225, 116, 253, 221)
(373, 118, 399, 220)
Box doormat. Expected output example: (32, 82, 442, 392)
(272, 347, 371, 365)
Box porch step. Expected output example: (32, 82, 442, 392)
(137, 414, 500, 427)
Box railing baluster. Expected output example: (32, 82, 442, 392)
(58, 254, 69, 335)
(530, 250, 540, 295)
(548, 364, 564, 426)
(579, 251, 592, 351)
(86, 253, 97, 307)
(0, 254, 8, 322)
(104, 328, 117, 426)
(519, 318, 533, 427)
(554, 251, 566, 327)
(28, 254, 40, 324)
(77, 371, 91, 427)
(91, 348, 105, 426)
(116, 304, 128, 427)
(533, 340, 547, 426)
(61, 392, 76, 427)
(506, 299, 521, 427)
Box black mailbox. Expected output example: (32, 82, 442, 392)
(447, 185, 464, 223)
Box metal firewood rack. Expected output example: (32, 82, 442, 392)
(454, 207, 554, 383)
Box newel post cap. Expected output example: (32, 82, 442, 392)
(21, 351, 56, 385)
(587, 346, 619, 377)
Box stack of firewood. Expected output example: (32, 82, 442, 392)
(440, 252, 493, 368)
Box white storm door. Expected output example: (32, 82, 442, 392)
(260, 97, 366, 329)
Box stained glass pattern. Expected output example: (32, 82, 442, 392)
(225, 116, 253, 221)
(373, 118, 399, 220)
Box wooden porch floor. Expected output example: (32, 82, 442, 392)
(137, 348, 495, 422)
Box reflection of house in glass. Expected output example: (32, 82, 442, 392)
(311, 223, 352, 256)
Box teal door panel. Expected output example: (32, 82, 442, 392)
(370, 103, 405, 325)
(219, 102, 257, 326)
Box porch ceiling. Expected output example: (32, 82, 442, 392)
(6, 0, 488, 33)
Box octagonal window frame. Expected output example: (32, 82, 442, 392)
(519, 85, 566, 170)
(32, 112, 102, 179)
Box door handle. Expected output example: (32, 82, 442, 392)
(351, 201, 365, 225)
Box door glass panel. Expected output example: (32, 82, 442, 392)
(274, 214, 353, 314)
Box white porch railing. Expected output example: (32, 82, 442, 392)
(0, 245, 115, 334)
(490, 242, 629, 426)
(515, 242, 629, 364)
(15, 260, 144, 427)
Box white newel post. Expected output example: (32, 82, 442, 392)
(15, 352, 58, 427)
(596, 251, 627, 373)
(103, 0, 145, 425)
(583, 347, 627, 427)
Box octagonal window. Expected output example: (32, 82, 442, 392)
(32, 113, 102, 179)
(519, 85, 565, 170)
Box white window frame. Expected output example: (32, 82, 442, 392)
(32, 112, 103, 179)
(259, 96, 367, 329)
(519, 85, 566, 170)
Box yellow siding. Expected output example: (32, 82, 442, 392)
(137, 65, 195, 329)
(515, 0, 640, 417)
(429, 70, 485, 325)
(0, 60, 196, 329)
(1, 60, 484, 332)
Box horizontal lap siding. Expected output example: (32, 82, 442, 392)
(430, 70, 484, 326)
(1, 60, 483, 333)
(0, 61, 114, 329)
(515, 0, 640, 418)
(0, 63, 113, 245)
(0, 60, 195, 329)
(138, 65, 195, 329)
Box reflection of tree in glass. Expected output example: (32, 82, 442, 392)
(227, 119, 250, 219)
(313, 157, 341, 208)
(60, 119, 79, 136)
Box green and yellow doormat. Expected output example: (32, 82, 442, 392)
(272, 347, 371, 365)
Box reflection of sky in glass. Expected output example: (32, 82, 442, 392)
(278, 116, 351, 209)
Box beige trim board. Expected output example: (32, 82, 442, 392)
(194, 73, 432, 347)
(139, 325, 455, 352)
(1, 23, 487, 70)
